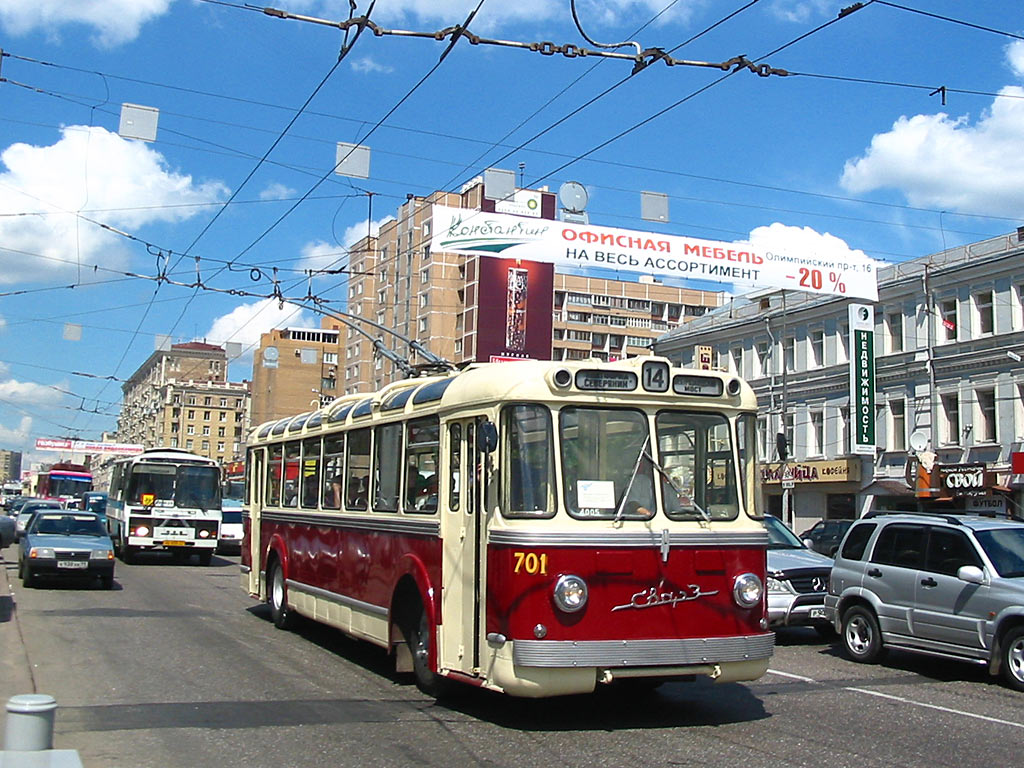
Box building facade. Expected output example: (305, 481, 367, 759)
(250, 323, 343, 426)
(655, 232, 1024, 533)
(0, 449, 22, 484)
(118, 341, 250, 464)
(339, 181, 723, 394)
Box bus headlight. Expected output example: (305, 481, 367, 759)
(29, 547, 55, 559)
(198, 529, 210, 538)
(133, 525, 150, 538)
(552, 574, 588, 613)
(732, 572, 763, 608)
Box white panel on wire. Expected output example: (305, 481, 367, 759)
(641, 191, 669, 223)
(119, 103, 159, 142)
(484, 168, 515, 202)
(155, 334, 172, 351)
(335, 142, 371, 178)
(225, 342, 242, 360)
(62, 323, 82, 341)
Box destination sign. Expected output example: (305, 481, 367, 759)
(575, 370, 638, 391)
(672, 375, 723, 397)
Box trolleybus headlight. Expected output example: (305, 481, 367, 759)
(727, 378, 741, 396)
(551, 368, 572, 389)
(133, 525, 150, 538)
(552, 574, 588, 613)
(732, 572, 763, 608)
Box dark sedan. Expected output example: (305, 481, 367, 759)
(799, 518, 853, 557)
(18, 511, 116, 589)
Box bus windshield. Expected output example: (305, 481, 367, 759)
(127, 464, 221, 510)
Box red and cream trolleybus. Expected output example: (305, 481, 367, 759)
(241, 356, 772, 697)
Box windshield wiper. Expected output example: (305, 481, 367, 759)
(641, 448, 711, 523)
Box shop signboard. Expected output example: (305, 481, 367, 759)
(936, 463, 987, 498)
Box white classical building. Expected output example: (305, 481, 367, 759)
(655, 232, 1024, 533)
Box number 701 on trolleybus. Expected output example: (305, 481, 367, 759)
(242, 357, 772, 698)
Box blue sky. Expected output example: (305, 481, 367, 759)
(0, 0, 1021, 466)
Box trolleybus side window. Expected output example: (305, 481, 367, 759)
(283, 442, 301, 507)
(346, 428, 371, 511)
(448, 423, 461, 512)
(406, 417, 440, 513)
(502, 404, 555, 518)
(374, 423, 402, 512)
(323, 436, 345, 510)
(656, 411, 739, 521)
(267, 445, 283, 506)
(560, 407, 655, 520)
(301, 437, 321, 509)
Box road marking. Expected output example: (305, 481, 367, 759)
(767, 669, 1024, 730)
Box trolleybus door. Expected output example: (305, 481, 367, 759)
(440, 419, 486, 675)
(247, 449, 264, 597)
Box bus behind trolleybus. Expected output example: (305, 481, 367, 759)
(241, 356, 772, 698)
(107, 448, 222, 565)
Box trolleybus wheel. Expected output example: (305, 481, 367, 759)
(404, 604, 452, 698)
(1000, 626, 1024, 692)
(268, 560, 295, 630)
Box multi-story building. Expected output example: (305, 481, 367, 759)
(250, 323, 343, 426)
(339, 181, 722, 394)
(0, 449, 22, 484)
(118, 341, 250, 464)
(655, 232, 1024, 533)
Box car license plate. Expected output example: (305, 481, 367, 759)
(809, 607, 828, 620)
(57, 560, 88, 569)
(163, 540, 187, 546)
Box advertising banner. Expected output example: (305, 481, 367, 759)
(35, 438, 145, 456)
(476, 256, 554, 362)
(849, 303, 876, 455)
(430, 204, 878, 300)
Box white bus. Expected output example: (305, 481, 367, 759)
(107, 448, 221, 565)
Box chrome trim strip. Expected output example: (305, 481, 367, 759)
(287, 579, 388, 618)
(489, 530, 769, 548)
(512, 633, 774, 667)
(261, 511, 439, 537)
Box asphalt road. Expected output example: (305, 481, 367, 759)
(3, 544, 1024, 768)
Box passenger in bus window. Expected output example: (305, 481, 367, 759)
(329, 474, 344, 508)
(349, 476, 368, 508)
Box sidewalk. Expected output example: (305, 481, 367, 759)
(0, 545, 36, 703)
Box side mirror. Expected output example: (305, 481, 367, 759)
(477, 421, 498, 454)
(802, 538, 814, 548)
(957, 565, 984, 584)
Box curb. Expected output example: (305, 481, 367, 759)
(0, 545, 36, 703)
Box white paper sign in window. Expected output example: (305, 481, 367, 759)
(577, 480, 616, 509)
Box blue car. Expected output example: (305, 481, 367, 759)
(18, 511, 116, 589)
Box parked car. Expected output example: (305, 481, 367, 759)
(764, 515, 834, 636)
(824, 511, 1024, 691)
(14, 500, 64, 542)
(18, 511, 115, 589)
(799, 519, 853, 557)
(0, 510, 15, 548)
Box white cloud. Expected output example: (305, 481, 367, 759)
(350, 57, 395, 75)
(0, 416, 33, 448)
(766, 0, 834, 24)
(258, 182, 297, 201)
(748, 222, 870, 263)
(204, 298, 314, 359)
(299, 216, 394, 273)
(839, 41, 1024, 216)
(0, 0, 173, 46)
(0, 125, 227, 285)
(0, 379, 66, 407)
(0, 315, 6, 332)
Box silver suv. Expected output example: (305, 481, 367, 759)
(824, 511, 1024, 690)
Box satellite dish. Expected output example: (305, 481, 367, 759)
(558, 181, 589, 214)
(263, 346, 279, 362)
(909, 430, 928, 452)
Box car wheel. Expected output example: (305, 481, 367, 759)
(268, 559, 295, 630)
(100, 573, 114, 590)
(1000, 627, 1024, 692)
(842, 605, 885, 663)
(403, 602, 453, 698)
(21, 561, 35, 588)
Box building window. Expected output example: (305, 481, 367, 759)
(218, 427, 226, 437)
(756, 341, 770, 378)
(974, 290, 994, 336)
(187, 425, 195, 435)
(810, 410, 824, 456)
(186, 439, 194, 450)
(419, 293, 428, 308)
(218, 442, 225, 453)
(941, 392, 960, 445)
(324, 352, 338, 365)
(810, 330, 824, 368)
(886, 312, 903, 353)
(204, 396, 212, 406)
(939, 299, 958, 342)
(202, 440, 210, 451)
(421, 268, 429, 285)
(889, 399, 906, 451)
(757, 416, 769, 460)
(219, 411, 227, 421)
(203, 411, 211, 421)
(783, 337, 796, 372)
(730, 346, 742, 375)
(839, 406, 850, 454)
(838, 322, 849, 363)
(976, 388, 997, 443)
(1015, 284, 1024, 331)
(202, 426, 210, 436)
(170, 438, 178, 448)
(219, 397, 227, 407)
(783, 413, 795, 458)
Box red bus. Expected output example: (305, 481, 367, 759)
(36, 462, 93, 505)
(242, 357, 772, 698)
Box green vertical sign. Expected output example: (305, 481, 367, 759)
(849, 303, 875, 455)
(851, 303, 876, 454)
